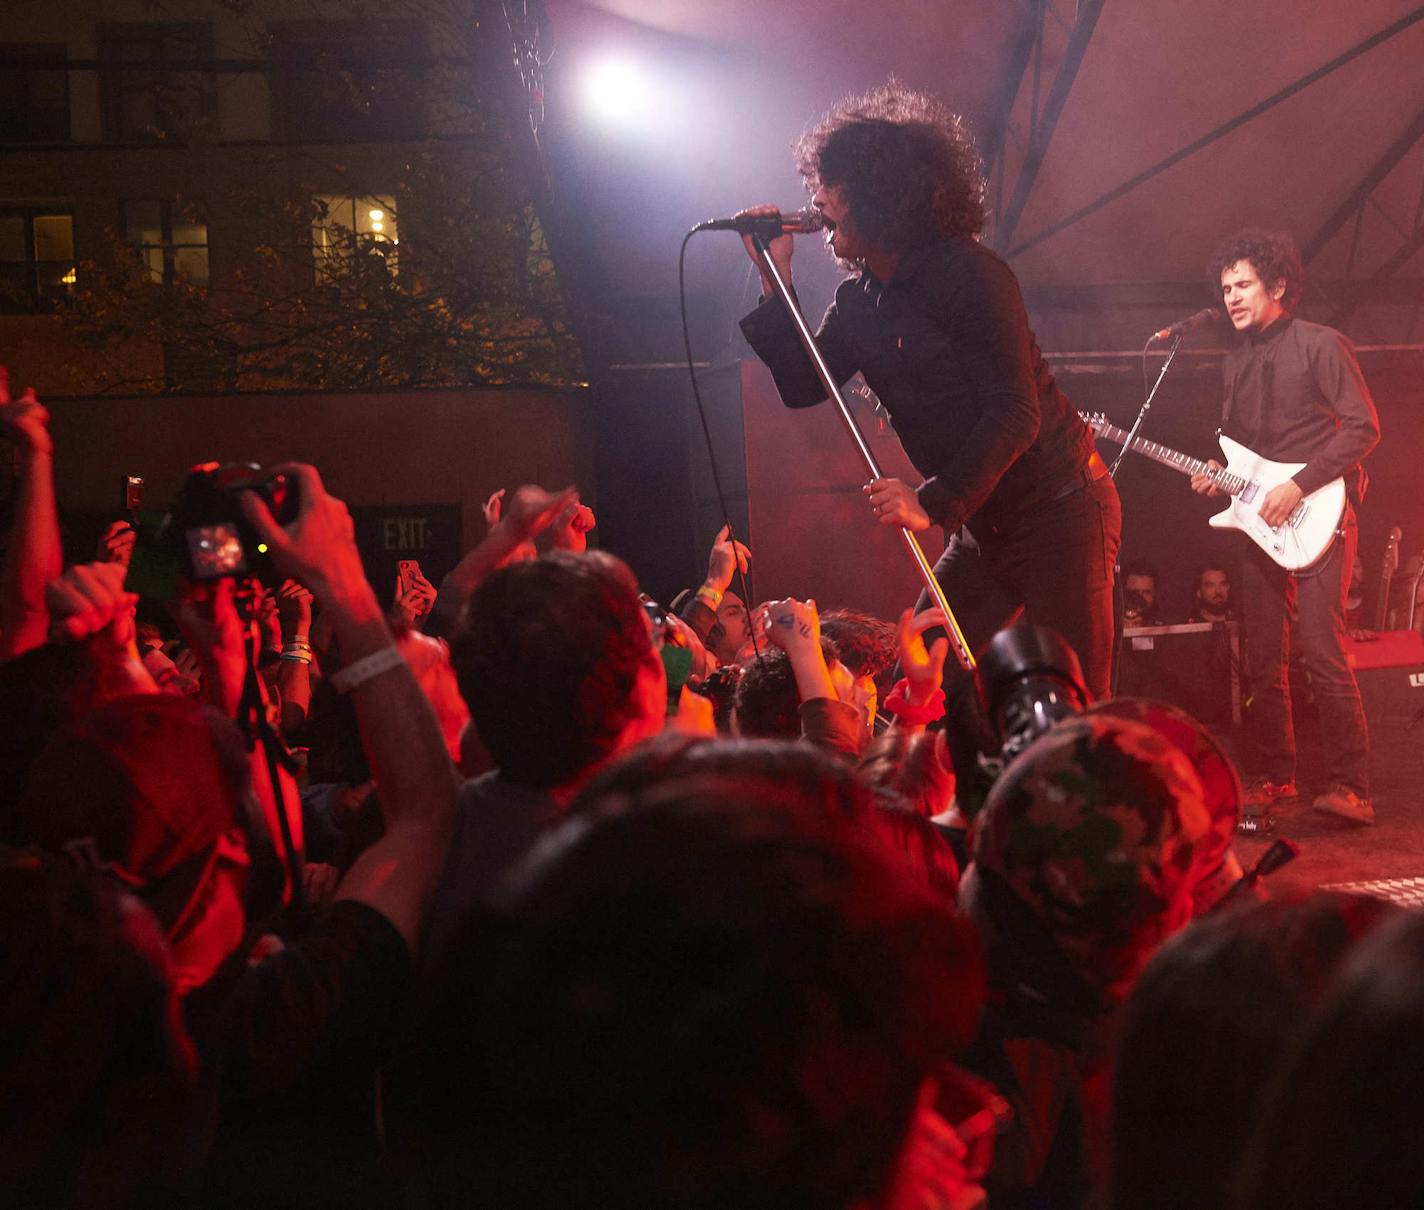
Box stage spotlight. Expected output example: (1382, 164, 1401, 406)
(582, 57, 652, 125)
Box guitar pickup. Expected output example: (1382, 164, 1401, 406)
(1288, 502, 1309, 529)
(1239, 482, 1260, 504)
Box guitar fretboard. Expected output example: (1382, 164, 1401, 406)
(1082, 415, 1245, 495)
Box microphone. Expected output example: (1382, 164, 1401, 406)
(1151, 307, 1223, 342)
(694, 207, 826, 236)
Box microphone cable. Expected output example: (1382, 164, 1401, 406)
(679, 227, 761, 659)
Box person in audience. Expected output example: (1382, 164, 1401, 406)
(737, 596, 876, 757)
(1121, 564, 1162, 627)
(961, 712, 1211, 1209)
(859, 728, 955, 820)
(428, 549, 666, 958)
(1112, 890, 1397, 1210)
(11, 462, 458, 1208)
(820, 607, 899, 700)
(675, 522, 755, 666)
(1083, 696, 1246, 906)
(391, 739, 988, 1210)
(1188, 563, 1234, 623)
(1235, 907, 1424, 1210)
(0, 846, 197, 1208)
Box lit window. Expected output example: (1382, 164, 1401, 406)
(0, 208, 74, 313)
(312, 194, 398, 280)
(124, 200, 208, 286)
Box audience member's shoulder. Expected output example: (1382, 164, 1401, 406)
(457, 769, 555, 816)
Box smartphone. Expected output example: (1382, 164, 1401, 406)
(122, 474, 144, 514)
(396, 559, 421, 598)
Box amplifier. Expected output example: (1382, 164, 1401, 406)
(1117, 622, 1241, 727)
(1346, 633, 1424, 749)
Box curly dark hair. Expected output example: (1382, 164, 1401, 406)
(818, 609, 897, 696)
(1208, 228, 1304, 310)
(734, 640, 840, 741)
(794, 80, 985, 253)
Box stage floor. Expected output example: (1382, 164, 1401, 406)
(1227, 706, 1424, 900)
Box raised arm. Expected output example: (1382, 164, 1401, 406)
(241, 464, 459, 950)
(0, 368, 62, 659)
(424, 485, 577, 639)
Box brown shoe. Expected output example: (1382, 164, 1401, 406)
(1242, 778, 1297, 809)
(1312, 784, 1375, 825)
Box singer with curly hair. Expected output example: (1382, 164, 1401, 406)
(738, 81, 1121, 699)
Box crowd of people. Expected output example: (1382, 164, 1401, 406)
(0, 361, 1416, 1210)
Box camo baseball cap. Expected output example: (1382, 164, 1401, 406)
(972, 713, 1211, 962)
(1084, 697, 1241, 878)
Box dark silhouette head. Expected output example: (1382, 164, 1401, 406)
(451, 552, 664, 788)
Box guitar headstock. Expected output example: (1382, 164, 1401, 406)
(1384, 526, 1402, 578)
(1079, 411, 1110, 435)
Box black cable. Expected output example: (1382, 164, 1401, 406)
(678, 229, 761, 659)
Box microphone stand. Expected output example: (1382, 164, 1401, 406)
(1107, 331, 1183, 695)
(1110, 332, 1183, 480)
(749, 233, 976, 672)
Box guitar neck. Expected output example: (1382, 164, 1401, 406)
(1088, 418, 1243, 493)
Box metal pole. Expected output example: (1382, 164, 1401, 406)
(749, 234, 976, 672)
(1110, 332, 1183, 479)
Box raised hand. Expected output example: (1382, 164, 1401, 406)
(897, 608, 950, 705)
(501, 484, 580, 542)
(550, 499, 597, 553)
(276, 578, 314, 637)
(46, 561, 138, 648)
(704, 523, 752, 594)
(0, 366, 52, 458)
(238, 464, 376, 621)
(391, 576, 437, 627)
(97, 520, 137, 568)
(173, 577, 246, 715)
(482, 487, 505, 529)
(45, 561, 159, 698)
(763, 596, 821, 658)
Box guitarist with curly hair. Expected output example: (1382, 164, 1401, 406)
(1191, 228, 1379, 825)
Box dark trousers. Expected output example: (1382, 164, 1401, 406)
(917, 474, 1122, 700)
(1239, 505, 1369, 795)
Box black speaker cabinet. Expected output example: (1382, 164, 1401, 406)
(1117, 622, 1241, 728)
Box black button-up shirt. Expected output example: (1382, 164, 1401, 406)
(740, 235, 1094, 535)
(1220, 314, 1379, 497)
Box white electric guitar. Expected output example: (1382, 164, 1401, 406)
(1080, 413, 1345, 571)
